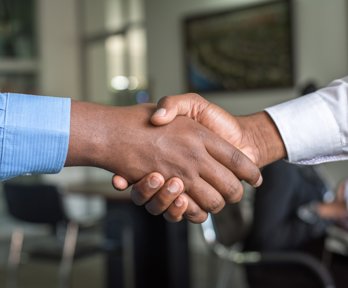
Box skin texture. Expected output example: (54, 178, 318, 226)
(150, 93, 286, 167)
(65, 100, 262, 223)
(112, 93, 287, 222)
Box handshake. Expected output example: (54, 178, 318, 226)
(66, 93, 287, 223)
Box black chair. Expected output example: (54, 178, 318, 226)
(3, 182, 106, 288)
(200, 204, 336, 288)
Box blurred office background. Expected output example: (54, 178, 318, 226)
(0, 0, 348, 288)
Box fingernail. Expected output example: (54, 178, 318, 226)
(253, 175, 263, 188)
(174, 197, 184, 207)
(149, 176, 161, 188)
(168, 181, 180, 193)
(154, 108, 166, 117)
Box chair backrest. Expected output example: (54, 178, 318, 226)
(201, 202, 248, 252)
(3, 182, 66, 227)
(213, 203, 248, 247)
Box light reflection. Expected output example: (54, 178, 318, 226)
(111, 75, 129, 90)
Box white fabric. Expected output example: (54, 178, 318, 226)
(265, 77, 348, 164)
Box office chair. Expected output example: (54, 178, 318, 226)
(3, 182, 106, 288)
(201, 204, 336, 288)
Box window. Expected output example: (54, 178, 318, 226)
(80, 0, 148, 105)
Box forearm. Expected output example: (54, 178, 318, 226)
(65, 100, 150, 175)
(265, 78, 348, 164)
(0, 93, 70, 180)
(68, 100, 263, 220)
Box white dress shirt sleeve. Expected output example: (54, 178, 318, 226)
(265, 77, 348, 165)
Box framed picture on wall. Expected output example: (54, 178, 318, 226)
(183, 0, 294, 93)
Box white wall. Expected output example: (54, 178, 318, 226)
(37, 0, 101, 185)
(37, 0, 81, 99)
(144, 0, 348, 185)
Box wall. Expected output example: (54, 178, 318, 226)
(35, 0, 348, 185)
(144, 0, 348, 185)
(37, 0, 113, 185)
(37, 0, 82, 185)
(38, 0, 81, 99)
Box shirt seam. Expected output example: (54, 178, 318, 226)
(0, 93, 8, 177)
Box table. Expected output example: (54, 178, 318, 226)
(68, 182, 190, 288)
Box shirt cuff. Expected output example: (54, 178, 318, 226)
(0, 93, 71, 180)
(265, 93, 344, 164)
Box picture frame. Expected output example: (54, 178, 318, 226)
(183, 0, 294, 93)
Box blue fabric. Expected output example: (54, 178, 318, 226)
(0, 93, 71, 180)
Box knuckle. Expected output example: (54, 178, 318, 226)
(145, 203, 161, 216)
(185, 207, 206, 223)
(164, 212, 182, 223)
(130, 188, 146, 206)
(206, 197, 225, 214)
(187, 150, 200, 164)
(187, 93, 209, 111)
(158, 95, 171, 107)
(188, 212, 208, 224)
(224, 181, 244, 203)
(230, 150, 244, 168)
(250, 169, 262, 185)
(154, 196, 169, 209)
(187, 92, 201, 100)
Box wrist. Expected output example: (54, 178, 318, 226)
(237, 112, 286, 167)
(65, 100, 111, 168)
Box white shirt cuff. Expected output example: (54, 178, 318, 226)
(265, 93, 345, 164)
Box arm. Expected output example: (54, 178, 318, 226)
(314, 179, 348, 220)
(153, 77, 348, 165)
(66, 100, 261, 222)
(0, 93, 70, 180)
(0, 94, 261, 223)
(150, 94, 287, 168)
(118, 76, 348, 221)
(265, 76, 348, 164)
(113, 94, 286, 221)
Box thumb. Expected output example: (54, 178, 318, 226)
(151, 96, 181, 126)
(112, 175, 130, 191)
(151, 106, 179, 126)
(151, 93, 206, 126)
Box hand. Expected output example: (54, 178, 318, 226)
(335, 179, 348, 203)
(316, 202, 348, 220)
(150, 93, 286, 167)
(113, 93, 286, 222)
(65, 100, 261, 223)
(114, 172, 189, 222)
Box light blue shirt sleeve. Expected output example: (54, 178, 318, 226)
(0, 93, 71, 180)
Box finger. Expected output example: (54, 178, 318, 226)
(151, 93, 208, 126)
(203, 130, 262, 188)
(130, 172, 165, 205)
(199, 154, 245, 204)
(145, 177, 184, 215)
(183, 196, 208, 224)
(186, 177, 226, 214)
(112, 175, 130, 191)
(163, 194, 189, 222)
